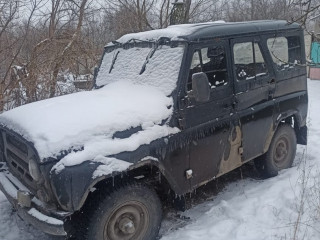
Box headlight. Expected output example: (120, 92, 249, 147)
(28, 158, 41, 181)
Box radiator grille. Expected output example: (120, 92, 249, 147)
(1, 130, 37, 191)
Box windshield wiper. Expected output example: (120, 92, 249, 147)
(139, 45, 158, 75)
(139, 37, 171, 75)
(111, 40, 121, 46)
(109, 50, 120, 73)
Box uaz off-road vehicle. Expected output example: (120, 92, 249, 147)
(0, 20, 307, 240)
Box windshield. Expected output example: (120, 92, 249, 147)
(95, 44, 185, 96)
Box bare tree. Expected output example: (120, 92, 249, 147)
(2, 0, 320, 111)
(225, 0, 291, 22)
(0, 0, 41, 110)
(105, 0, 155, 36)
(49, 0, 89, 97)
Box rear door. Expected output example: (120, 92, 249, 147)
(231, 36, 276, 161)
(264, 31, 307, 97)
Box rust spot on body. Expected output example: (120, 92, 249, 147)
(217, 126, 242, 177)
(263, 125, 275, 153)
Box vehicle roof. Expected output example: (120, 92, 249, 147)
(184, 20, 301, 41)
(109, 20, 301, 46)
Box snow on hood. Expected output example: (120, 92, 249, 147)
(0, 81, 179, 169)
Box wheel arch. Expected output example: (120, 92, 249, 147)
(75, 159, 175, 212)
(275, 111, 307, 145)
(264, 111, 304, 153)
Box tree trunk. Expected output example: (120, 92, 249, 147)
(184, 0, 192, 23)
(49, 0, 88, 98)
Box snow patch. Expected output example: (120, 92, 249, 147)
(92, 156, 133, 179)
(27, 208, 63, 226)
(140, 156, 159, 162)
(0, 173, 18, 199)
(53, 124, 178, 173)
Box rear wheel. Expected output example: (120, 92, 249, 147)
(87, 183, 162, 240)
(254, 124, 297, 178)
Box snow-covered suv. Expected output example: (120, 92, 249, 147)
(0, 20, 308, 240)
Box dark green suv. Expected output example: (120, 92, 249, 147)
(0, 20, 308, 240)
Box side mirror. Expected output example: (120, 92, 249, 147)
(192, 72, 210, 102)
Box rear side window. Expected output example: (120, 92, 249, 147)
(233, 42, 268, 81)
(267, 36, 302, 71)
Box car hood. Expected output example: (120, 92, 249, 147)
(0, 81, 178, 168)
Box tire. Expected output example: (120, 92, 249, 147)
(86, 183, 162, 240)
(254, 124, 297, 178)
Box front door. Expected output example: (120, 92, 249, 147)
(179, 40, 238, 189)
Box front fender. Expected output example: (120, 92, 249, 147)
(50, 161, 102, 212)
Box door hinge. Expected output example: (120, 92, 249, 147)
(238, 147, 243, 155)
(178, 117, 186, 130)
(180, 96, 191, 109)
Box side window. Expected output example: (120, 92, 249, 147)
(254, 43, 268, 77)
(233, 42, 267, 81)
(187, 51, 202, 91)
(190, 50, 201, 69)
(267, 36, 302, 71)
(188, 46, 228, 91)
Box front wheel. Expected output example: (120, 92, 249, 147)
(254, 124, 297, 178)
(87, 183, 162, 240)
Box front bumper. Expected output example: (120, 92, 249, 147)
(0, 163, 69, 236)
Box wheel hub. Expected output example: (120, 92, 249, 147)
(104, 201, 149, 240)
(118, 217, 135, 234)
(274, 137, 289, 167)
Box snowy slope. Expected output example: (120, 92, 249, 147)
(0, 79, 319, 240)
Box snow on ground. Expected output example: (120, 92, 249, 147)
(0, 79, 319, 240)
(0, 191, 55, 240)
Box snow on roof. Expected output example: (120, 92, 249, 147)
(107, 21, 226, 46)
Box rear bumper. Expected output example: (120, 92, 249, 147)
(0, 163, 69, 236)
